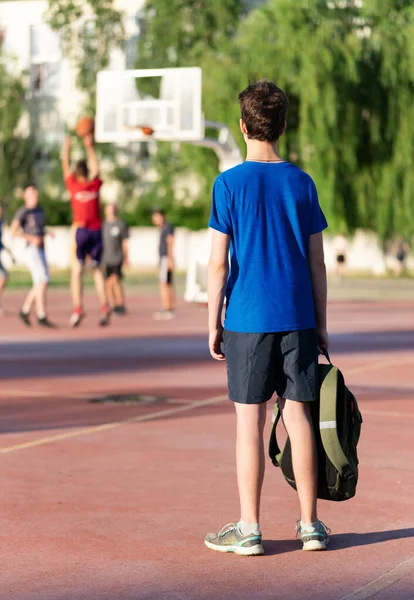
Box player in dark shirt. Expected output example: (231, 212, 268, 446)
(152, 209, 175, 320)
(10, 184, 56, 327)
(102, 203, 129, 314)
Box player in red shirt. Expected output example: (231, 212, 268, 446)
(61, 134, 110, 327)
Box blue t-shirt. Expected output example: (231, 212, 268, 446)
(208, 161, 328, 333)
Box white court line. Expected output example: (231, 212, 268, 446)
(340, 556, 414, 599)
(1, 354, 413, 455)
(0, 395, 227, 455)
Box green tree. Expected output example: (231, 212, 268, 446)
(0, 54, 36, 216)
(136, 0, 246, 228)
(232, 0, 414, 240)
(138, 0, 414, 239)
(45, 0, 124, 111)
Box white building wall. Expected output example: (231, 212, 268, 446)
(0, 0, 145, 136)
(0, 226, 395, 276)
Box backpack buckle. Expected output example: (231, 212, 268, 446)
(342, 465, 354, 480)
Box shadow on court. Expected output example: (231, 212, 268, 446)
(263, 527, 414, 556)
(0, 329, 413, 382)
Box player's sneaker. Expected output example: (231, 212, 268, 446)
(113, 305, 127, 315)
(153, 310, 176, 321)
(296, 520, 331, 551)
(204, 522, 264, 556)
(19, 310, 31, 327)
(98, 306, 111, 327)
(69, 310, 84, 328)
(37, 316, 57, 329)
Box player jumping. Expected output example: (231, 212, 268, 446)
(61, 134, 110, 327)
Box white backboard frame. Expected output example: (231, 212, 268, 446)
(95, 67, 204, 143)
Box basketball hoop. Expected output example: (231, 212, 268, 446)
(123, 124, 155, 137)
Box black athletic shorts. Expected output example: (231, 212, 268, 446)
(223, 328, 318, 404)
(105, 264, 123, 279)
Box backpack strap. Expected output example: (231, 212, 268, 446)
(269, 401, 283, 467)
(319, 366, 354, 480)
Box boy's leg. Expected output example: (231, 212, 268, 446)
(21, 286, 37, 314)
(235, 402, 267, 523)
(157, 258, 175, 314)
(112, 275, 125, 308)
(71, 227, 86, 313)
(278, 398, 318, 524)
(93, 266, 107, 307)
(34, 282, 48, 318)
(88, 230, 110, 319)
(71, 260, 83, 309)
(105, 271, 116, 308)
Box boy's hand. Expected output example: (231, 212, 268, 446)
(26, 235, 43, 248)
(317, 327, 330, 352)
(209, 328, 225, 361)
(83, 133, 94, 148)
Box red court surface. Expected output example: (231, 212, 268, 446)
(0, 289, 413, 600)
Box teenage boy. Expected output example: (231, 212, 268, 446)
(10, 184, 56, 328)
(102, 203, 129, 314)
(61, 134, 110, 327)
(206, 80, 330, 556)
(0, 205, 16, 315)
(151, 209, 175, 320)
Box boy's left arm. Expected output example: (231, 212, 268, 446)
(208, 230, 230, 361)
(166, 231, 174, 271)
(83, 134, 100, 180)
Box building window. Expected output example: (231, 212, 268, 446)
(30, 24, 61, 95)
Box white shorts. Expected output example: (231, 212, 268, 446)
(159, 256, 173, 284)
(26, 245, 50, 286)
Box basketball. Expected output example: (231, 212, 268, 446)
(76, 116, 95, 138)
(141, 125, 154, 136)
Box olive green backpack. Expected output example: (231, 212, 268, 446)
(269, 352, 362, 502)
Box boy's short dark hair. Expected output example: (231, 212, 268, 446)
(24, 182, 38, 191)
(152, 208, 165, 217)
(76, 160, 89, 178)
(238, 80, 288, 142)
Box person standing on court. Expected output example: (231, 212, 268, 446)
(61, 134, 110, 328)
(152, 209, 175, 320)
(206, 80, 330, 556)
(10, 184, 56, 328)
(102, 202, 129, 315)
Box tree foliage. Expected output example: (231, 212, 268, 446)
(137, 0, 414, 239)
(0, 54, 36, 214)
(45, 0, 124, 110)
(136, 0, 245, 227)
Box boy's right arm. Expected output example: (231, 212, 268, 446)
(308, 232, 329, 351)
(208, 229, 230, 361)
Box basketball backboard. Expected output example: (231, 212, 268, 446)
(95, 67, 203, 143)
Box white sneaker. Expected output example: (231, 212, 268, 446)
(69, 311, 84, 328)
